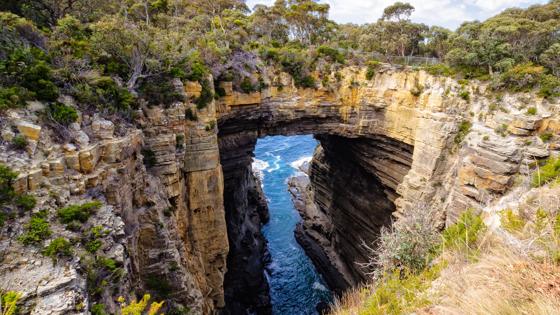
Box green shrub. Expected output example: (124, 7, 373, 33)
(454, 120, 472, 144)
(459, 89, 470, 101)
(500, 209, 525, 234)
(19, 216, 51, 245)
(532, 156, 560, 187)
(11, 135, 27, 150)
(47, 102, 78, 126)
(371, 205, 440, 277)
(362, 265, 442, 315)
(495, 123, 509, 137)
(538, 74, 560, 99)
(57, 201, 102, 224)
(97, 257, 117, 272)
(442, 209, 486, 255)
(22, 61, 59, 101)
(423, 64, 455, 77)
(297, 75, 316, 89)
(14, 194, 36, 211)
(540, 132, 553, 142)
(195, 79, 214, 109)
(91, 303, 108, 315)
(142, 148, 157, 168)
(86, 239, 103, 254)
(410, 83, 424, 97)
(138, 75, 182, 107)
(0, 86, 33, 110)
(1, 290, 21, 315)
(240, 77, 257, 93)
(317, 45, 345, 64)
(364, 60, 380, 80)
(497, 63, 544, 92)
(43, 237, 72, 259)
(0, 164, 17, 205)
(527, 107, 537, 115)
(146, 275, 172, 298)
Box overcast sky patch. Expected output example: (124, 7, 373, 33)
(246, 0, 548, 29)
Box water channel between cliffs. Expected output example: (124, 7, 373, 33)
(253, 135, 332, 314)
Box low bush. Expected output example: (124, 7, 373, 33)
(496, 63, 544, 92)
(459, 89, 470, 101)
(185, 108, 197, 121)
(0, 86, 33, 110)
(317, 45, 345, 64)
(526, 107, 537, 115)
(0, 164, 17, 204)
(532, 156, 560, 187)
(538, 74, 560, 99)
(19, 216, 51, 245)
(47, 102, 78, 126)
(500, 209, 525, 234)
(195, 79, 214, 109)
(365, 204, 440, 277)
(11, 135, 27, 150)
(78, 77, 135, 111)
(423, 64, 455, 77)
(138, 75, 182, 107)
(454, 120, 472, 144)
(14, 194, 36, 211)
(365, 60, 381, 80)
(43, 237, 72, 259)
(240, 77, 257, 93)
(539, 132, 553, 142)
(442, 209, 486, 256)
(91, 303, 108, 315)
(57, 201, 102, 224)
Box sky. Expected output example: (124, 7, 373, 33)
(245, 0, 549, 30)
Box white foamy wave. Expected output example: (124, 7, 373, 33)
(267, 155, 281, 172)
(252, 159, 269, 181)
(290, 156, 312, 171)
(312, 281, 328, 292)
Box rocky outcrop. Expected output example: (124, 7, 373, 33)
(218, 129, 272, 314)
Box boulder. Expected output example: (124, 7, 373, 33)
(15, 121, 41, 141)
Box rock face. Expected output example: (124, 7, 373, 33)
(1, 65, 559, 315)
(217, 65, 559, 302)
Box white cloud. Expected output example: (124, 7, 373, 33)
(246, 0, 548, 29)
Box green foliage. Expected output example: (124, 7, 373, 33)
(496, 63, 545, 92)
(142, 148, 157, 168)
(14, 194, 36, 211)
(495, 123, 509, 137)
(317, 45, 345, 64)
(1, 290, 21, 315)
(0, 164, 17, 205)
(47, 102, 78, 126)
(540, 132, 553, 142)
(459, 89, 470, 101)
(538, 74, 560, 99)
(145, 275, 172, 299)
(532, 156, 560, 187)
(11, 135, 27, 150)
(526, 107, 537, 115)
(91, 303, 108, 315)
(0, 86, 33, 110)
(442, 209, 486, 255)
(42, 237, 72, 259)
(500, 209, 525, 234)
(195, 79, 214, 109)
(366, 60, 381, 80)
(98, 257, 117, 271)
(454, 120, 472, 144)
(423, 64, 454, 77)
(410, 82, 424, 97)
(119, 294, 164, 315)
(75, 77, 135, 111)
(361, 264, 442, 315)
(138, 75, 182, 107)
(57, 201, 102, 224)
(240, 77, 257, 93)
(19, 216, 51, 245)
(84, 225, 105, 253)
